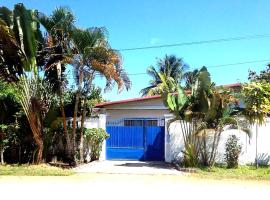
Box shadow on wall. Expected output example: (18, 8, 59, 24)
(258, 153, 270, 166)
(168, 121, 184, 163)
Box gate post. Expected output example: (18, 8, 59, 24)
(164, 114, 174, 163)
(98, 114, 107, 161)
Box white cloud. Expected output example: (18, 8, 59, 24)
(150, 37, 161, 45)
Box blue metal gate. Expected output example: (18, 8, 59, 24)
(106, 118, 165, 161)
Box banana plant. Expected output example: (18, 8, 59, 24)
(159, 66, 251, 167)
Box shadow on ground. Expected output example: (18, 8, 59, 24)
(114, 161, 173, 169)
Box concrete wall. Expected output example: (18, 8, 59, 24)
(84, 114, 106, 161)
(84, 118, 99, 129)
(165, 117, 270, 165)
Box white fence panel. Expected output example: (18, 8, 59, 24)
(166, 118, 270, 165)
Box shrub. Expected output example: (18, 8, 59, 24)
(224, 135, 242, 168)
(84, 128, 109, 161)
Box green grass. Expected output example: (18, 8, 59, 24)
(192, 165, 270, 181)
(0, 164, 74, 176)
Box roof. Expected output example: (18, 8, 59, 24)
(95, 83, 241, 108)
(222, 83, 241, 88)
(95, 95, 162, 108)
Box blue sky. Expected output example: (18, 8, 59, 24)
(3, 0, 270, 101)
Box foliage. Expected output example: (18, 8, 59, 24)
(84, 128, 109, 161)
(71, 27, 130, 163)
(72, 27, 131, 93)
(0, 123, 20, 164)
(38, 7, 76, 161)
(183, 69, 199, 90)
(0, 3, 49, 163)
(141, 55, 188, 96)
(194, 165, 270, 181)
(160, 66, 249, 167)
(248, 64, 270, 83)
(241, 81, 270, 125)
(224, 135, 242, 168)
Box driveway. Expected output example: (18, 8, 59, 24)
(74, 160, 182, 175)
(0, 174, 269, 200)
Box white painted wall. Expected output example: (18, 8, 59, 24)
(100, 98, 170, 122)
(106, 109, 169, 122)
(165, 117, 270, 165)
(84, 118, 99, 129)
(83, 114, 106, 161)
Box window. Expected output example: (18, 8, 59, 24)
(124, 119, 158, 126)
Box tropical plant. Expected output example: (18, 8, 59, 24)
(0, 81, 20, 164)
(84, 128, 109, 161)
(183, 69, 199, 90)
(72, 27, 131, 163)
(0, 124, 8, 164)
(0, 4, 54, 163)
(241, 80, 270, 168)
(248, 64, 270, 82)
(38, 7, 75, 159)
(224, 135, 242, 168)
(160, 67, 249, 167)
(140, 55, 188, 96)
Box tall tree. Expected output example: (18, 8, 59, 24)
(38, 7, 75, 159)
(248, 64, 270, 82)
(241, 81, 270, 168)
(0, 3, 51, 163)
(140, 55, 188, 96)
(72, 27, 131, 163)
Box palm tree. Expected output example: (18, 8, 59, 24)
(38, 7, 75, 159)
(183, 69, 199, 90)
(72, 27, 131, 162)
(140, 55, 188, 96)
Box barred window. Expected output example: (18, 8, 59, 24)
(124, 119, 158, 126)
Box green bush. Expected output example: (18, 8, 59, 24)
(84, 128, 109, 161)
(224, 135, 242, 168)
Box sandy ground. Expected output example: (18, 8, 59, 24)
(0, 173, 269, 200)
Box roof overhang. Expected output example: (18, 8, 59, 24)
(95, 83, 241, 108)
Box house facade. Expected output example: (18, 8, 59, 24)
(95, 95, 169, 161)
(91, 84, 270, 165)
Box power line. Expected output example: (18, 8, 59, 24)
(206, 58, 270, 69)
(125, 58, 270, 76)
(110, 58, 269, 76)
(66, 58, 270, 79)
(117, 34, 270, 51)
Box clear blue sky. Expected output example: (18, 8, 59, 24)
(3, 0, 270, 101)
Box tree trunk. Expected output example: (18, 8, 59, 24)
(36, 139, 43, 164)
(28, 112, 44, 164)
(72, 91, 80, 152)
(256, 124, 259, 169)
(0, 147, 4, 165)
(72, 70, 83, 155)
(79, 97, 87, 163)
(59, 91, 72, 157)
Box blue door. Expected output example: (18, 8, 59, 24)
(144, 126, 165, 161)
(106, 119, 165, 161)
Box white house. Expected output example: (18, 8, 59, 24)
(90, 85, 270, 165)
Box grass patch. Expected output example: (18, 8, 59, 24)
(0, 164, 74, 176)
(192, 165, 270, 181)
